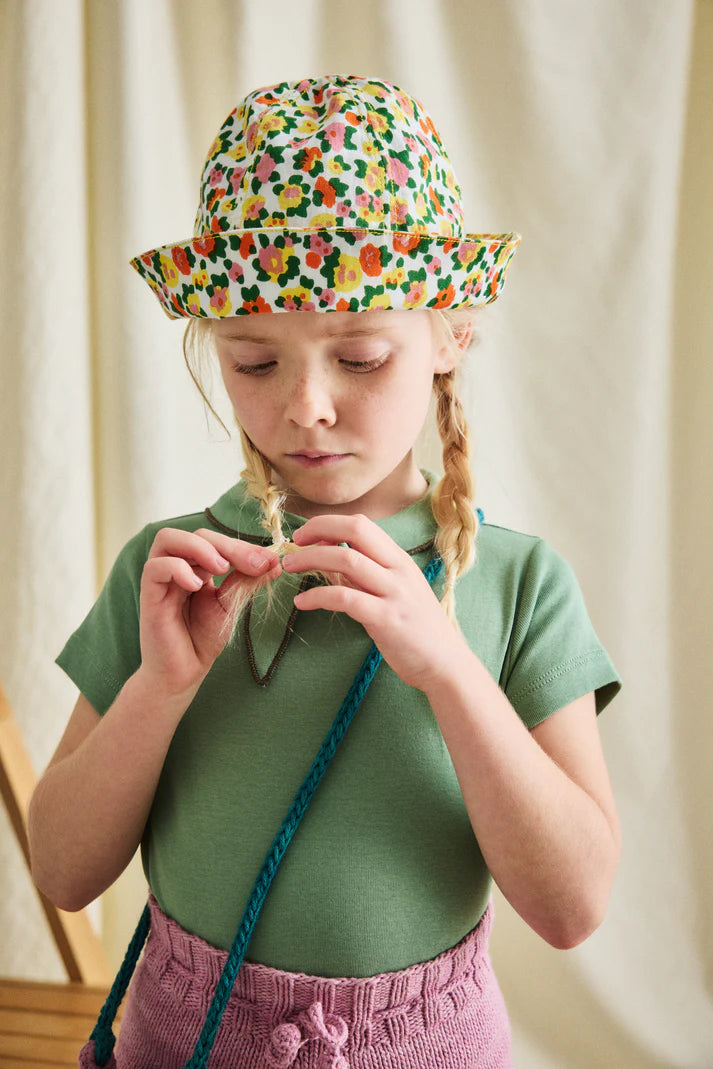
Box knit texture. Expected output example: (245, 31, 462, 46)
(82, 894, 512, 1068)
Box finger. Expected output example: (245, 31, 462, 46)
(291, 514, 400, 568)
(293, 583, 381, 631)
(149, 526, 279, 577)
(282, 544, 389, 595)
(142, 556, 205, 602)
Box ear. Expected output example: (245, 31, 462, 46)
(433, 320, 474, 373)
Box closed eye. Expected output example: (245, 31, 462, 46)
(230, 361, 275, 375)
(339, 355, 388, 373)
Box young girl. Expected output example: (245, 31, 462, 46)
(29, 75, 622, 1069)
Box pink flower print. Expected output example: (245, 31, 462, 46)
(227, 261, 244, 282)
(355, 193, 369, 210)
(318, 288, 336, 306)
(324, 122, 345, 151)
(258, 243, 288, 279)
(256, 152, 277, 183)
(426, 256, 441, 275)
(335, 200, 351, 218)
(301, 301, 316, 311)
(404, 135, 418, 152)
(310, 234, 332, 257)
(209, 166, 224, 187)
(230, 167, 246, 193)
(387, 157, 410, 188)
(282, 298, 299, 311)
(210, 287, 232, 315)
(390, 198, 409, 225)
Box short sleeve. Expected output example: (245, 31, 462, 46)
(55, 526, 153, 715)
(502, 538, 622, 729)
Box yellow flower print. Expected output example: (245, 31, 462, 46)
(260, 114, 287, 133)
(327, 159, 345, 175)
(278, 184, 305, 212)
(362, 141, 378, 156)
(227, 143, 247, 161)
(368, 293, 391, 309)
(192, 269, 209, 289)
(281, 286, 311, 303)
(367, 112, 388, 135)
(384, 267, 406, 288)
(243, 194, 266, 221)
(310, 212, 337, 228)
(404, 281, 427, 308)
(413, 193, 428, 218)
(186, 292, 202, 315)
(333, 254, 362, 292)
(297, 118, 319, 136)
(160, 255, 179, 288)
(364, 162, 386, 193)
(210, 287, 233, 316)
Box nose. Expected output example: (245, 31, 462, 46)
(283, 366, 337, 428)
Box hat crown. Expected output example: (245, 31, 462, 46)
(194, 75, 465, 240)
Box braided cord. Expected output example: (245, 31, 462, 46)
(90, 902, 151, 1064)
(185, 552, 444, 1068)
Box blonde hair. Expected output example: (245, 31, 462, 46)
(182, 308, 480, 631)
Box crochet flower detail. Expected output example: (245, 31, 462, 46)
(266, 1000, 349, 1067)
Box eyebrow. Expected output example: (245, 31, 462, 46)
(218, 325, 390, 343)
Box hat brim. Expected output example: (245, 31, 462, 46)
(130, 228, 520, 320)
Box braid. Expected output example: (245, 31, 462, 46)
(430, 311, 480, 625)
(238, 427, 287, 545)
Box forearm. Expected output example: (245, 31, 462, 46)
(424, 641, 620, 948)
(28, 670, 195, 911)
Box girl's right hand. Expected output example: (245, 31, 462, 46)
(139, 527, 281, 699)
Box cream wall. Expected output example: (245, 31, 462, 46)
(1, 2, 711, 1065)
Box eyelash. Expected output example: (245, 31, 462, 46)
(230, 355, 388, 376)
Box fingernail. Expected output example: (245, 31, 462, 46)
(214, 554, 230, 570)
(249, 552, 270, 570)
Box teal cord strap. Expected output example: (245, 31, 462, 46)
(88, 552, 444, 1067)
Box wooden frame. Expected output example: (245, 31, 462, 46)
(0, 682, 112, 986)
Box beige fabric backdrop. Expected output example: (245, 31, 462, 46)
(2, 1, 712, 1065)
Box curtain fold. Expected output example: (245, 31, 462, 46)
(2, 0, 710, 1063)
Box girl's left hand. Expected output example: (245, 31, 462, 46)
(283, 513, 468, 693)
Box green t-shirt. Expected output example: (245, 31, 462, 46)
(56, 473, 622, 976)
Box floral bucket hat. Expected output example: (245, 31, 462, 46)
(130, 74, 520, 318)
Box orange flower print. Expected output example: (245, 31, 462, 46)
(428, 186, 443, 215)
(242, 295, 272, 314)
(193, 236, 216, 257)
(336, 298, 352, 311)
(209, 287, 232, 316)
(392, 232, 422, 254)
(306, 252, 321, 268)
(171, 247, 191, 275)
(315, 175, 337, 208)
(404, 281, 427, 308)
(433, 284, 456, 308)
(334, 254, 362, 292)
(239, 234, 256, 259)
(298, 146, 322, 172)
(359, 244, 382, 277)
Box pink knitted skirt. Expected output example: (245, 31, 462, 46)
(80, 894, 512, 1068)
